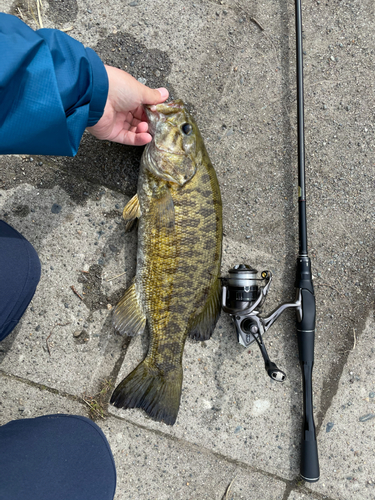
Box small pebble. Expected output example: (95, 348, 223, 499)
(359, 413, 375, 423)
(326, 422, 334, 432)
(73, 330, 82, 338)
(51, 204, 62, 214)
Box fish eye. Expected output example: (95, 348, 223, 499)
(181, 123, 193, 135)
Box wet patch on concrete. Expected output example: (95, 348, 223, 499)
(0, 155, 116, 206)
(78, 264, 126, 312)
(10, 204, 31, 217)
(94, 31, 173, 91)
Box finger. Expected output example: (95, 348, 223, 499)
(125, 110, 145, 128)
(114, 130, 153, 146)
(129, 106, 149, 124)
(136, 121, 149, 133)
(141, 87, 169, 106)
(126, 124, 148, 135)
(122, 117, 148, 134)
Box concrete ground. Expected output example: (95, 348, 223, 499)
(1, 0, 374, 499)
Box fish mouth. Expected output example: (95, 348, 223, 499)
(145, 100, 184, 116)
(145, 100, 185, 135)
(145, 101, 187, 157)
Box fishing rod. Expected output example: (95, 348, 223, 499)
(220, 0, 319, 482)
(293, 0, 320, 482)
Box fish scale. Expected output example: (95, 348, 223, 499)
(111, 99, 222, 425)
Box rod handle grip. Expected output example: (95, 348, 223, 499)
(300, 438, 320, 482)
(296, 280, 319, 482)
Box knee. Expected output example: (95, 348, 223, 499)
(0, 221, 41, 341)
(0, 414, 117, 500)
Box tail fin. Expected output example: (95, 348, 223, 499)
(110, 361, 183, 426)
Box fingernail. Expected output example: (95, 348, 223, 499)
(157, 88, 169, 100)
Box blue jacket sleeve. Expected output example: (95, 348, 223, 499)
(0, 13, 108, 156)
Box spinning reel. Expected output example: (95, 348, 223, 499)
(221, 264, 303, 383)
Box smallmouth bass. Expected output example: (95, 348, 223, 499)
(110, 99, 222, 425)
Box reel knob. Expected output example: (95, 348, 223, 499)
(241, 318, 259, 335)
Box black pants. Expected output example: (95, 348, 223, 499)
(0, 222, 116, 499)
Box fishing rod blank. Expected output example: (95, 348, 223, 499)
(294, 0, 320, 482)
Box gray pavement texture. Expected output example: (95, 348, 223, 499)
(0, 0, 374, 499)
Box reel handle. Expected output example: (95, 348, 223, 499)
(265, 361, 286, 383)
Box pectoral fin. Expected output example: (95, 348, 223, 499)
(113, 281, 146, 336)
(188, 279, 221, 341)
(122, 194, 141, 231)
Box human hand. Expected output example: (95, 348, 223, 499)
(87, 65, 169, 146)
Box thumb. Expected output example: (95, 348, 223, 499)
(141, 86, 169, 106)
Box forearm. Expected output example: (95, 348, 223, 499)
(0, 13, 108, 156)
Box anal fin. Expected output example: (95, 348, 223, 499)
(113, 281, 146, 336)
(189, 278, 221, 341)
